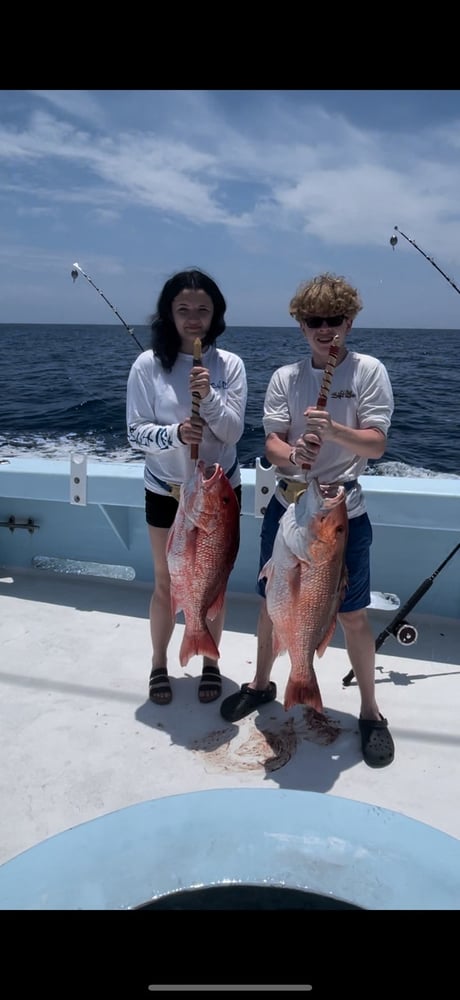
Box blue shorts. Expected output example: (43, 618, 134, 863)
(257, 494, 372, 613)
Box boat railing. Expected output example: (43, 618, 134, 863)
(0, 456, 459, 617)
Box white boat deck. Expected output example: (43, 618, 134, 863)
(1, 564, 459, 868)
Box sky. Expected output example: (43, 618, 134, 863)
(2, 89, 460, 329)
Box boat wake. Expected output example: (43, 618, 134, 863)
(1, 437, 459, 478)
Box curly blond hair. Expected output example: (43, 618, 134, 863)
(289, 272, 363, 322)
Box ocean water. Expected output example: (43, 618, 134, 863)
(1, 323, 459, 477)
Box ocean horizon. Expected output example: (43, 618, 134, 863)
(1, 323, 459, 478)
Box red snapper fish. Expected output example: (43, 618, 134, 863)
(261, 479, 349, 712)
(166, 460, 240, 667)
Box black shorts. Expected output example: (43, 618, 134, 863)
(145, 485, 242, 530)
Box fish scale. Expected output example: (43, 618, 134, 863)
(261, 479, 348, 712)
(166, 460, 240, 667)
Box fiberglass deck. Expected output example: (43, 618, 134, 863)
(0, 566, 459, 868)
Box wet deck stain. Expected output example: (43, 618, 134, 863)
(190, 708, 342, 773)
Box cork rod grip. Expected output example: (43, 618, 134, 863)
(190, 337, 202, 461)
(302, 334, 341, 470)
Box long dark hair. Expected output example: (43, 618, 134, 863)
(150, 269, 227, 371)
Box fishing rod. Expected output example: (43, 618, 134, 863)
(190, 337, 202, 462)
(342, 541, 460, 686)
(390, 227, 460, 296)
(301, 333, 341, 470)
(70, 262, 145, 352)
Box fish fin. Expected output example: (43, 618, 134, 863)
(316, 614, 338, 658)
(338, 568, 349, 604)
(179, 628, 220, 668)
(170, 594, 182, 617)
(316, 570, 348, 658)
(258, 559, 273, 583)
(284, 673, 323, 713)
(272, 630, 286, 659)
(206, 590, 225, 621)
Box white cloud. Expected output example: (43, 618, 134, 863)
(1, 90, 460, 325)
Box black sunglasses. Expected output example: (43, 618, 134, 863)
(303, 314, 346, 329)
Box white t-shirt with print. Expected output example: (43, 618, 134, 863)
(263, 351, 394, 517)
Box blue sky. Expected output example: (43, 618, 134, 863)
(2, 89, 460, 328)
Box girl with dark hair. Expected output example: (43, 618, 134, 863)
(127, 269, 247, 707)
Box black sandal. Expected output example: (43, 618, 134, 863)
(149, 667, 172, 705)
(198, 665, 222, 704)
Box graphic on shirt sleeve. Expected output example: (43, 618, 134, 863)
(128, 424, 174, 449)
(155, 426, 174, 449)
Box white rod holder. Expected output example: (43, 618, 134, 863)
(254, 458, 276, 518)
(70, 454, 88, 506)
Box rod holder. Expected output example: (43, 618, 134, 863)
(254, 458, 276, 518)
(70, 454, 87, 506)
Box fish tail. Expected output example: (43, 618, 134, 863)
(179, 628, 220, 668)
(283, 673, 323, 713)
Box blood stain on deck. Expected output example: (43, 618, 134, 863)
(190, 708, 342, 773)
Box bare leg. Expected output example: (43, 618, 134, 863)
(251, 598, 276, 689)
(148, 525, 174, 702)
(198, 605, 225, 703)
(338, 608, 380, 720)
(339, 607, 395, 766)
(220, 598, 276, 721)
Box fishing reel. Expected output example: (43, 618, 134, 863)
(393, 621, 418, 646)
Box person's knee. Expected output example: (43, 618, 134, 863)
(153, 571, 171, 602)
(338, 608, 369, 634)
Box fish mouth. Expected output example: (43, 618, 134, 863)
(314, 480, 346, 506)
(197, 460, 220, 485)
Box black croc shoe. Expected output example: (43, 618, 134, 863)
(359, 714, 394, 768)
(220, 682, 277, 723)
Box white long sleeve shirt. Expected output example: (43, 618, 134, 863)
(127, 344, 248, 494)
